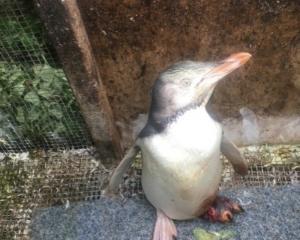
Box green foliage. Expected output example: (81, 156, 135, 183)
(0, 61, 77, 142)
(0, 2, 82, 146)
(193, 228, 236, 240)
(0, 4, 47, 62)
(0, 18, 41, 49)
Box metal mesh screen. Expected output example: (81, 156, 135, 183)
(0, 1, 299, 240)
(0, 145, 299, 239)
(221, 145, 300, 188)
(0, 0, 92, 153)
(0, 148, 109, 240)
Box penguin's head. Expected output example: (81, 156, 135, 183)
(150, 52, 251, 121)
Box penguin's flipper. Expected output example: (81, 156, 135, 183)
(221, 135, 248, 176)
(104, 144, 140, 195)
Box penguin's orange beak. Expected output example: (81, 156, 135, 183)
(203, 52, 252, 84)
(212, 52, 251, 75)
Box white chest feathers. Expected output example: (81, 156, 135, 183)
(140, 107, 222, 164)
(139, 107, 223, 220)
(166, 107, 222, 157)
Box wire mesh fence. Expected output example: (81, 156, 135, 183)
(0, 0, 92, 153)
(0, 145, 299, 239)
(0, 0, 299, 240)
(0, 148, 108, 240)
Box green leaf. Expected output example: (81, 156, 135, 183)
(9, 70, 24, 81)
(37, 89, 52, 99)
(12, 82, 25, 96)
(51, 78, 63, 90)
(24, 91, 40, 105)
(193, 228, 236, 240)
(217, 230, 236, 239)
(193, 228, 218, 240)
(33, 65, 55, 82)
(0, 93, 8, 107)
(16, 107, 25, 123)
(0, 62, 7, 72)
(49, 108, 63, 119)
(53, 123, 66, 134)
(32, 76, 41, 88)
(32, 65, 44, 74)
(27, 109, 40, 122)
(39, 80, 51, 89)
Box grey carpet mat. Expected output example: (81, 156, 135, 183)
(30, 186, 300, 240)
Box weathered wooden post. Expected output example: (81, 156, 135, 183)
(35, 0, 123, 162)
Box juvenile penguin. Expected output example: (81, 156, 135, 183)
(105, 52, 251, 240)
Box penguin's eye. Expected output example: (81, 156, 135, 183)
(182, 78, 191, 87)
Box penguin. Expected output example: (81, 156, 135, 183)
(105, 52, 251, 240)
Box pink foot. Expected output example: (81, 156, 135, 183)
(152, 209, 177, 240)
(203, 196, 244, 223)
